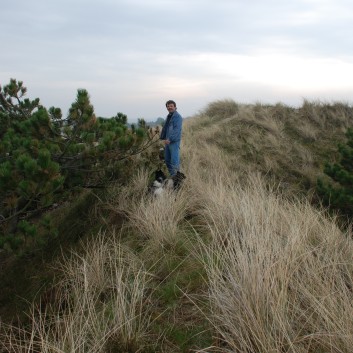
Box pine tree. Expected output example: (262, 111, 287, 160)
(0, 79, 159, 250)
(0, 80, 64, 249)
(317, 128, 353, 218)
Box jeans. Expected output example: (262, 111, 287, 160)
(164, 141, 180, 176)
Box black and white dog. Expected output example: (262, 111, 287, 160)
(149, 169, 186, 197)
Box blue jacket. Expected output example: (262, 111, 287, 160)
(160, 111, 183, 143)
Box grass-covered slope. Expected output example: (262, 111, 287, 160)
(1, 99, 353, 352)
(189, 99, 353, 195)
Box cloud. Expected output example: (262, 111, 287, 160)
(1, 0, 353, 121)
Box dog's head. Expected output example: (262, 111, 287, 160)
(148, 169, 167, 197)
(155, 169, 167, 183)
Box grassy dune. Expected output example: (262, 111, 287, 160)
(1, 99, 353, 352)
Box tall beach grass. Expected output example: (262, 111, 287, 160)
(0, 233, 154, 352)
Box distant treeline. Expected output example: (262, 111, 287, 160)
(124, 117, 165, 128)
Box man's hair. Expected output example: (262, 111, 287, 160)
(165, 100, 176, 107)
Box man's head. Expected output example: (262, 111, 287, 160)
(166, 100, 177, 113)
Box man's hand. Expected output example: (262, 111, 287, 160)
(164, 139, 170, 145)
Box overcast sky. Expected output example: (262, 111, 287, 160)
(2, 0, 353, 122)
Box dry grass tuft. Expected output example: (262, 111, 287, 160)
(125, 187, 188, 250)
(203, 99, 239, 119)
(0, 233, 154, 353)
(193, 171, 353, 352)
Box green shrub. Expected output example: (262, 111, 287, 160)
(317, 128, 353, 219)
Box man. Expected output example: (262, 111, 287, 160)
(160, 100, 183, 176)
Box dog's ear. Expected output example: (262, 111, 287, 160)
(155, 169, 166, 180)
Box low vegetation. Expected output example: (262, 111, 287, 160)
(1, 97, 353, 352)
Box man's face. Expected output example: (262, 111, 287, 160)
(166, 104, 176, 113)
